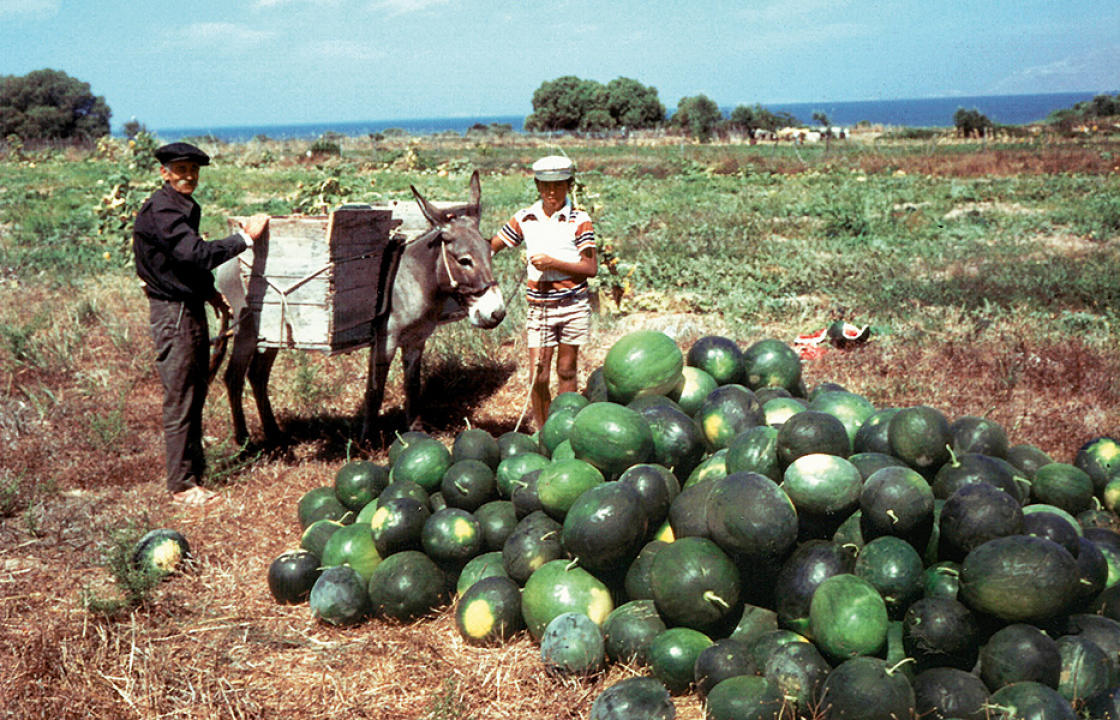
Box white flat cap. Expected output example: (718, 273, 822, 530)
(532, 155, 574, 181)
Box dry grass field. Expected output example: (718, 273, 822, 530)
(2, 133, 1119, 719)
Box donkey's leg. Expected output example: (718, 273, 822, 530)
(401, 341, 426, 431)
(248, 347, 281, 443)
(361, 337, 395, 442)
(222, 333, 254, 447)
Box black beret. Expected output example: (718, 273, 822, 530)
(154, 142, 210, 166)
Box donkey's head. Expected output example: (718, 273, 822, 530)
(410, 170, 505, 329)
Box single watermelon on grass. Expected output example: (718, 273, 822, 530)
(133, 529, 190, 578)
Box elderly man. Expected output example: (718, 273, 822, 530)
(133, 142, 268, 504)
(490, 155, 597, 430)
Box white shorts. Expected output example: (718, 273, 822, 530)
(525, 298, 591, 349)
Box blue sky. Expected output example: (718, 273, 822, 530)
(1, 0, 1117, 131)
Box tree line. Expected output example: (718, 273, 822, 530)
(525, 75, 806, 142)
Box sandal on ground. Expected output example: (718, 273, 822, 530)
(171, 486, 219, 506)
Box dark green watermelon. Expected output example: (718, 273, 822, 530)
(817, 656, 916, 720)
(455, 575, 523, 646)
(980, 623, 1061, 691)
(775, 410, 850, 466)
(456, 550, 508, 595)
(132, 528, 190, 578)
(390, 437, 451, 492)
(669, 365, 719, 416)
(938, 482, 1025, 562)
(624, 540, 669, 601)
(540, 611, 606, 675)
(537, 457, 606, 519)
(366, 550, 447, 621)
(636, 404, 706, 479)
(647, 626, 713, 695)
(267, 549, 322, 605)
(452, 427, 501, 470)
(388, 430, 431, 466)
(562, 482, 648, 574)
(902, 596, 980, 672)
(618, 463, 680, 530)
(497, 430, 542, 459)
(686, 335, 744, 386)
(334, 460, 389, 512)
(773, 540, 855, 636)
(540, 405, 580, 456)
(949, 415, 1010, 458)
(807, 390, 876, 451)
(912, 667, 990, 720)
(706, 471, 798, 563)
(1076, 436, 1120, 493)
(501, 510, 565, 585)
(761, 640, 830, 712)
(309, 565, 369, 626)
(741, 338, 802, 393)
(695, 384, 765, 451)
(726, 425, 782, 481)
(1056, 634, 1112, 703)
(473, 500, 518, 551)
(887, 405, 952, 474)
(495, 451, 550, 499)
(704, 675, 783, 720)
(959, 535, 1078, 623)
(858, 465, 935, 549)
(421, 507, 483, 564)
(590, 677, 675, 720)
(853, 535, 924, 619)
(369, 497, 430, 557)
(650, 536, 740, 631)
(1031, 462, 1095, 515)
(297, 486, 349, 529)
(377, 478, 430, 507)
(300, 518, 345, 559)
(853, 407, 900, 456)
(987, 682, 1076, 720)
(320, 522, 382, 585)
(602, 599, 666, 664)
(440, 459, 497, 512)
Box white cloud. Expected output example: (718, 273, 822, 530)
(368, 0, 451, 17)
(0, 0, 59, 18)
(990, 45, 1120, 95)
(298, 39, 385, 62)
(168, 22, 276, 48)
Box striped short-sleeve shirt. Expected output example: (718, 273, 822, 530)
(498, 199, 595, 305)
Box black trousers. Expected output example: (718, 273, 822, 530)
(148, 298, 210, 493)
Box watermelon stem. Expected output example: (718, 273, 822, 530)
(345, 438, 353, 463)
(886, 509, 900, 525)
(935, 565, 960, 578)
(702, 590, 730, 609)
(945, 443, 959, 467)
(464, 417, 473, 430)
(565, 558, 580, 572)
(885, 657, 915, 676)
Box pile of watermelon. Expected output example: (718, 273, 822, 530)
(267, 329, 1120, 720)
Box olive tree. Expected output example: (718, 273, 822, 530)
(1, 69, 111, 141)
(674, 94, 723, 142)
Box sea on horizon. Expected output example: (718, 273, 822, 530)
(147, 91, 1110, 143)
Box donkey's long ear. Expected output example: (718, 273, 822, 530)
(467, 170, 481, 215)
(410, 185, 444, 228)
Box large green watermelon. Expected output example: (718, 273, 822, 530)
(602, 330, 684, 404)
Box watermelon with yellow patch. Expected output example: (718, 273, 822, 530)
(133, 528, 190, 578)
(521, 559, 615, 641)
(455, 575, 524, 646)
(421, 507, 483, 564)
(695, 384, 765, 451)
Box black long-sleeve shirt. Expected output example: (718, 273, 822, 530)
(132, 182, 247, 303)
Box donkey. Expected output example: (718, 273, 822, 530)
(214, 170, 505, 445)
